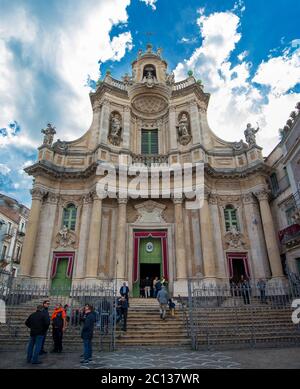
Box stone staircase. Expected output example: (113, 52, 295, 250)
(1, 297, 299, 351)
(0, 297, 190, 350)
(192, 305, 300, 348)
(116, 298, 190, 347)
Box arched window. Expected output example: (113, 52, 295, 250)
(62, 204, 77, 231)
(224, 205, 239, 231)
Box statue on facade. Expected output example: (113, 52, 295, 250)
(166, 72, 175, 86)
(41, 123, 56, 147)
(143, 69, 157, 88)
(244, 123, 259, 147)
(177, 113, 192, 145)
(108, 113, 122, 146)
(225, 226, 247, 249)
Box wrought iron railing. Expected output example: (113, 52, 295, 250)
(187, 279, 300, 350)
(132, 154, 169, 166)
(0, 283, 117, 352)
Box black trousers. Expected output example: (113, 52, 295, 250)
(52, 328, 63, 352)
(121, 309, 128, 331)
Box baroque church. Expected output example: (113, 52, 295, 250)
(20, 45, 285, 296)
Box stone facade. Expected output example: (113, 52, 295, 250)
(20, 46, 286, 295)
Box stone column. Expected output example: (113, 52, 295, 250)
(169, 107, 177, 150)
(31, 192, 59, 279)
(173, 198, 187, 280)
(99, 99, 110, 144)
(116, 198, 128, 282)
(20, 188, 45, 277)
(89, 103, 101, 149)
(85, 194, 102, 279)
(242, 193, 270, 279)
(76, 194, 93, 280)
(189, 100, 201, 145)
(209, 194, 226, 279)
(255, 190, 284, 278)
(123, 106, 131, 149)
(199, 192, 216, 278)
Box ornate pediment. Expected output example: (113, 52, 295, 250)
(55, 226, 77, 248)
(134, 200, 166, 223)
(224, 227, 248, 250)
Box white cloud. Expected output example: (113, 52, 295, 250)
(253, 48, 300, 95)
(0, 164, 11, 175)
(0, 0, 133, 148)
(140, 0, 157, 11)
(173, 9, 300, 155)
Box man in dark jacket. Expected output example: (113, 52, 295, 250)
(39, 300, 50, 355)
(118, 296, 129, 331)
(25, 305, 49, 364)
(81, 304, 96, 364)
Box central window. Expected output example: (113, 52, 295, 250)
(141, 129, 158, 155)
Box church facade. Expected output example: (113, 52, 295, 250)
(20, 45, 285, 296)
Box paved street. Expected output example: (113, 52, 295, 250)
(0, 346, 300, 369)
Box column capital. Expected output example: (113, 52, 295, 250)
(254, 189, 270, 202)
(208, 193, 218, 205)
(82, 192, 94, 204)
(30, 188, 47, 201)
(242, 193, 256, 205)
(172, 197, 183, 205)
(45, 192, 60, 204)
(118, 197, 128, 205)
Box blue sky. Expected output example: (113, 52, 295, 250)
(0, 0, 300, 207)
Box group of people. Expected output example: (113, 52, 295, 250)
(25, 300, 96, 365)
(140, 276, 168, 298)
(230, 276, 268, 305)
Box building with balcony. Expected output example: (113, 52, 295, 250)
(0, 193, 29, 276)
(20, 45, 287, 295)
(266, 103, 300, 276)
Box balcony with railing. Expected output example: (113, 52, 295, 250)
(278, 190, 300, 247)
(131, 154, 169, 167)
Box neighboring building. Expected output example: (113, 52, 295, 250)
(0, 194, 29, 277)
(266, 103, 300, 276)
(20, 45, 287, 295)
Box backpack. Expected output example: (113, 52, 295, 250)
(53, 312, 63, 329)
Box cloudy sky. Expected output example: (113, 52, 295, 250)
(0, 0, 300, 206)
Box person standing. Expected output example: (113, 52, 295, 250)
(119, 296, 129, 331)
(257, 279, 267, 304)
(51, 304, 66, 353)
(120, 282, 129, 305)
(25, 305, 49, 364)
(39, 300, 50, 355)
(153, 276, 159, 298)
(144, 277, 151, 298)
(240, 276, 251, 305)
(81, 304, 96, 364)
(168, 298, 176, 317)
(157, 285, 169, 320)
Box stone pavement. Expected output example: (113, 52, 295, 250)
(0, 346, 300, 369)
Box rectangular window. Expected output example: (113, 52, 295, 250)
(270, 173, 279, 195)
(286, 206, 296, 226)
(1, 245, 7, 260)
(7, 222, 12, 234)
(141, 129, 158, 155)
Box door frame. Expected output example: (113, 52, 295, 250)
(128, 225, 175, 296)
(50, 252, 74, 285)
(226, 252, 251, 280)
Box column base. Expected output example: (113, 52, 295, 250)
(173, 279, 188, 297)
(267, 276, 289, 292)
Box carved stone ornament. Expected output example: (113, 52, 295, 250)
(177, 112, 192, 146)
(134, 200, 166, 223)
(53, 139, 69, 153)
(56, 226, 76, 248)
(292, 210, 300, 225)
(224, 226, 247, 249)
(41, 123, 56, 147)
(108, 112, 122, 146)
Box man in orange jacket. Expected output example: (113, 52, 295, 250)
(51, 304, 67, 353)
